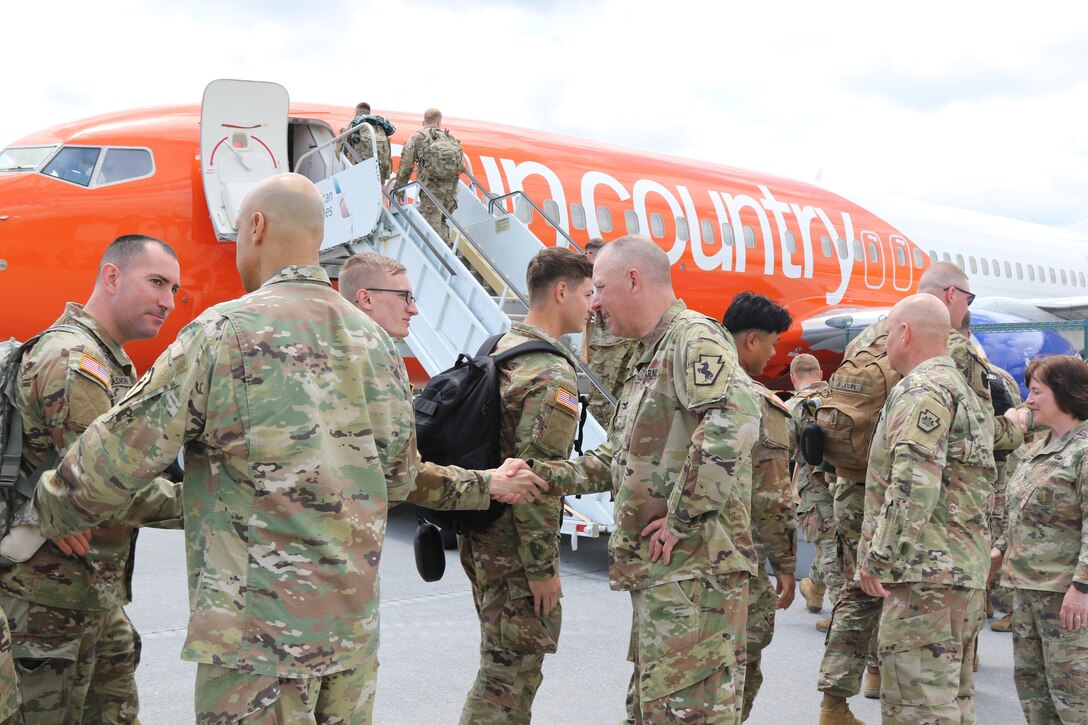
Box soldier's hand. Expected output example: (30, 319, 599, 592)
(988, 547, 1004, 584)
(394, 192, 406, 205)
(1004, 406, 1030, 434)
(774, 572, 796, 610)
(858, 568, 889, 598)
(488, 458, 547, 504)
(529, 575, 562, 617)
(1060, 585, 1088, 631)
(52, 530, 92, 557)
(641, 517, 678, 565)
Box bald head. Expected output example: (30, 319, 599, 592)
(423, 108, 442, 126)
(591, 235, 676, 339)
(885, 294, 951, 375)
(235, 173, 325, 292)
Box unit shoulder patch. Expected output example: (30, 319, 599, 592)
(76, 352, 112, 391)
(693, 354, 724, 387)
(917, 408, 941, 433)
(554, 386, 580, 416)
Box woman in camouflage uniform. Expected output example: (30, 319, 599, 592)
(997, 355, 1088, 724)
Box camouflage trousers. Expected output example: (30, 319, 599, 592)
(817, 479, 878, 698)
(989, 577, 1013, 613)
(625, 572, 749, 725)
(194, 661, 373, 724)
(418, 182, 458, 243)
(0, 605, 18, 723)
(877, 584, 984, 725)
(1011, 587, 1088, 724)
(798, 480, 843, 605)
(0, 596, 140, 725)
(741, 570, 776, 721)
(458, 528, 561, 725)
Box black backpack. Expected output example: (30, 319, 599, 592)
(413, 333, 581, 533)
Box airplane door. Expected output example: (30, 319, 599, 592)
(200, 79, 289, 241)
(861, 230, 887, 290)
(889, 234, 913, 291)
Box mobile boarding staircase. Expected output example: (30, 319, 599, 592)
(297, 133, 615, 548)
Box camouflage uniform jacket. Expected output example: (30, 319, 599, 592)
(947, 329, 1023, 455)
(2, 303, 180, 610)
(533, 301, 761, 591)
(786, 381, 831, 495)
(34, 266, 416, 678)
(1000, 419, 1088, 594)
(858, 356, 996, 589)
(986, 364, 1024, 544)
(336, 116, 392, 180)
(489, 323, 580, 581)
(751, 382, 797, 575)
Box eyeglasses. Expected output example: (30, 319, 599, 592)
(366, 288, 415, 305)
(944, 286, 976, 306)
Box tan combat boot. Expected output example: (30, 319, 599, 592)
(862, 666, 881, 699)
(819, 694, 866, 725)
(815, 617, 831, 633)
(991, 613, 1012, 632)
(800, 577, 826, 613)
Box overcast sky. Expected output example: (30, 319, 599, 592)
(6, 0, 1086, 228)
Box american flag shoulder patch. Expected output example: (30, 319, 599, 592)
(78, 353, 112, 390)
(554, 387, 579, 415)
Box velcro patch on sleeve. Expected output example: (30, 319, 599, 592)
(554, 387, 580, 415)
(78, 353, 112, 391)
(917, 408, 941, 433)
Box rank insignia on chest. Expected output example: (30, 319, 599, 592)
(917, 408, 941, 433)
(1036, 487, 1054, 505)
(693, 355, 724, 386)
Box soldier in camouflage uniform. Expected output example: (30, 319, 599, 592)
(818, 262, 1018, 723)
(33, 174, 416, 723)
(722, 291, 797, 721)
(452, 248, 594, 724)
(393, 108, 463, 242)
(336, 102, 394, 180)
(994, 355, 1088, 724)
(530, 236, 761, 725)
(1, 235, 183, 724)
(338, 251, 549, 511)
(0, 610, 17, 723)
(787, 354, 843, 622)
(581, 239, 640, 428)
(857, 294, 995, 725)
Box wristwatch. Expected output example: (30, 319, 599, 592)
(1073, 581, 1088, 594)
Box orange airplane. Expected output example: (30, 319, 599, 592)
(2, 79, 1086, 391)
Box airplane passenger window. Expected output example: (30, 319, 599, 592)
(701, 220, 715, 243)
(1027, 265, 1035, 282)
(896, 248, 906, 266)
(838, 239, 849, 259)
(993, 260, 1001, 277)
(821, 235, 833, 257)
(1015, 262, 1023, 280)
(981, 258, 990, 275)
(956, 254, 965, 270)
(596, 206, 612, 233)
(942, 252, 951, 263)
(912, 248, 924, 268)
(625, 210, 639, 234)
(1061, 269, 1068, 285)
(744, 226, 756, 249)
(929, 250, 938, 264)
(516, 198, 533, 223)
(1049, 268, 1056, 283)
(97, 148, 153, 185)
(676, 216, 690, 242)
(1004, 261, 1012, 278)
(0, 145, 56, 172)
(969, 256, 978, 274)
(570, 203, 586, 230)
(650, 213, 664, 239)
(1080, 272, 1086, 287)
(722, 224, 735, 247)
(786, 231, 797, 254)
(868, 242, 879, 262)
(1038, 265, 1045, 282)
(41, 146, 101, 187)
(853, 241, 863, 260)
(543, 200, 559, 225)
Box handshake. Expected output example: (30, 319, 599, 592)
(487, 458, 550, 504)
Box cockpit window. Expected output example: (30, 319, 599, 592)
(0, 145, 57, 172)
(42, 146, 101, 186)
(97, 148, 154, 185)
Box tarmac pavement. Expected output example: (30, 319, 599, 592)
(130, 505, 1025, 723)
